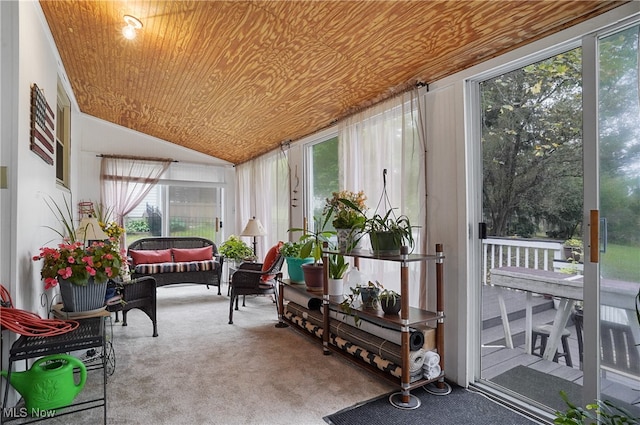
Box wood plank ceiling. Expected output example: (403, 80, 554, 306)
(40, 1, 625, 165)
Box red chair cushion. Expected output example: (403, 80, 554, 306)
(171, 246, 213, 262)
(129, 249, 172, 265)
(261, 242, 283, 282)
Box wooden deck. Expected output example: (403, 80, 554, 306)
(480, 285, 640, 415)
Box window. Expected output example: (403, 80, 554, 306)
(56, 79, 71, 188)
(123, 162, 225, 245)
(306, 136, 339, 227)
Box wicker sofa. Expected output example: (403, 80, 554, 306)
(128, 237, 223, 295)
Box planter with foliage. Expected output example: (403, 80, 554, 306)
(340, 170, 416, 256)
(563, 238, 583, 262)
(324, 190, 368, 252)
(379, 289, 401, 315)
(288, 215, 336, 292)
(280, 241, 313, 284)
(339, 281, 385, 326)
(219, 235, 254, 263)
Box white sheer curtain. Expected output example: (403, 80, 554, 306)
(100, 155, 171, 242)
(235, 149, 290, 260)
(338, 89, 428, 308)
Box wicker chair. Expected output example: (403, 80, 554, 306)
(228, 252, 284, 325)
(107, 276, 158, 337)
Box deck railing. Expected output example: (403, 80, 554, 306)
(482, 237, 564, 285)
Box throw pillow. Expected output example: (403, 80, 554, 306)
(171, 246, 213, 262)
(261, 241, 284, 283)
(129, 249, 172, 265)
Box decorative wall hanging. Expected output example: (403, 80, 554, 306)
(30, 83, 55, 165)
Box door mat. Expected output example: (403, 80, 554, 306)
(490, 365, 640, 417)
(324, 384, 538, 425)
(490, 365, 580, 412)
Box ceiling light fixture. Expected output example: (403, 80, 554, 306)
(122, 15, 143, 40)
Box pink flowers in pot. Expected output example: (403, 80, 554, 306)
(33, 239, 125, 289)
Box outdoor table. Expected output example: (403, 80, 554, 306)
(490, 266, 639, 361)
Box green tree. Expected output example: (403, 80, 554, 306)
(598, 27, 640, 245)
(311, 137, 339, 220)
(482, 49, 583, 237)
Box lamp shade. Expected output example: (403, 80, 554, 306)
(240, 218, 266, 237)
(77, 216, 109, 241)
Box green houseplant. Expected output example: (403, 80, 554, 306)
(340, 171, 416, 255)
(33, 196, 126, 311)
(324, 190, 368, 252)
(379, 288, 401, 315)
(280, 241, 313, 284)
(340, 280, 384, 326)
(219, 235, 254, 262)
(362, 209, 415, 255)
(288, 215, 336, 291)
(563, 238, 583, 262)
(328, 254, 349, 279)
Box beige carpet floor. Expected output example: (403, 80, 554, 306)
(23, 284, 395, 424)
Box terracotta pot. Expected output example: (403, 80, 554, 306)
(302, 263, 324, 293)
(285, 257, 314, 283)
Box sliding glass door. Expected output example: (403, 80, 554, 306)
(476, 20, 640, 419)
(477, 47, 587, 414)
(591, 23, 640, 413)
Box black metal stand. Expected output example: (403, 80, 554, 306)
(1, 317, 107, 424)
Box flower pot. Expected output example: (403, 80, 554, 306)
(302, 263, 324, 293)
(59, 278, 107, 312)
(335, 228, 362, 252)
(369, 231, 401, 256)
(328, 278, 344, 296)
(381, 296, 401, 315)
(360, 287, 380, 308)
(563, 246, 581, 262)
(285, 257, 314, 283)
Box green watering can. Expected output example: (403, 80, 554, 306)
(1, 354, 86, 415)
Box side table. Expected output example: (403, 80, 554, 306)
(1, 317, 107, 424)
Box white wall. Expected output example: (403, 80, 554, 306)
(9, 1, 79, 318)
(76, 114, 237, 237)
(0, 0, 82, 405)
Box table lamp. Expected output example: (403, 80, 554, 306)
(240, 217, 266, 257)
(77, 215, 108, 244)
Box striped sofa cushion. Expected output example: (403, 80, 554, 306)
(134, 260, 217, 275)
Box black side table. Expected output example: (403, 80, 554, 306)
(1, 317, 107, 424)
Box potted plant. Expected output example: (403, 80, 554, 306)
(339, 281, 383, 326)
(362, 209, 415, 256)
(219, 235, 254, 264)
(328, 253, 349, 295)
(563, 238, 583, 262)
(280, 241, 313, 284)
(33, 240, 125, 311)
(379, 288, 401, 315)
(340, 170, 416, 256)
(288, 215, 336, 291)
(33, 196, 126, 312)
(324, 190, 368, 252)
